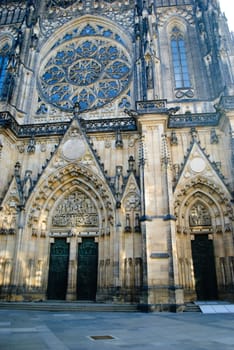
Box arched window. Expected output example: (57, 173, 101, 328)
(171, 27, 190, 89)
(0, 43, 11, 100)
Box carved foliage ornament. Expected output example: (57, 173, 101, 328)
(50, 0, 118, 8)
(51, 0, 77, 8)
(38, 24, 132, 112)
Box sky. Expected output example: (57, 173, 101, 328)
(220, 0, 234, 32)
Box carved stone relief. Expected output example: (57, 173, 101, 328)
(52, 190, 98, 227)
(189, 202, 211, 227)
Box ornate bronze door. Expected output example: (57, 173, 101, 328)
(77, 238, 98, 300)
(47, 238, 70, 300)
(191, 235, 218, 300)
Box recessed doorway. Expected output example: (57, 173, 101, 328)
(77, 238, 98, 300)
(47, 238, 70, 300)
(191, 234, 218, 300)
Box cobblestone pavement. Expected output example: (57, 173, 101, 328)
(0, 309, 234, 350)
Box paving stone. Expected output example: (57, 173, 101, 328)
(0, 310, 234, 350)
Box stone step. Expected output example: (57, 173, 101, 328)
(183, 302, 201, 313)
(0, 301, 139, 312)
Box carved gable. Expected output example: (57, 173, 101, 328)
(175, 142, 229, 193)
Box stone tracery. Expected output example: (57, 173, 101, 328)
(38, 23, 132, 112)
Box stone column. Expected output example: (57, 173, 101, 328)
(66, 236, 77, 301)
(137, 113, 184, 311)
(9, 206, 25, 301)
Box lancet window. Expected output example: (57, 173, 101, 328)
(0, 43, 10, 100)
(170, 27, 190, 89)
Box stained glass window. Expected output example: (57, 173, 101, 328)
(171, 28, 190, 89)
(38, 24, 132, 112)
(0, 43, 10, 100)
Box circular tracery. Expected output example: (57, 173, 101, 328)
(68, 59, 102, 85)
(38, 33, 132, 112)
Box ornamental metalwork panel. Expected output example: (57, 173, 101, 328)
(52, 190, 99, 228)
(47, 238, 70, 300)
(77, 238, 98, 300)
(38, 23, 132, 112)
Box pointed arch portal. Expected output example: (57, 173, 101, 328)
(175, 177, 233, 302)
(26, 163, 115, 301)
(191, 234, 217, 300)
(189, 201, 217, 299)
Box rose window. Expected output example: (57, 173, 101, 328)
(38, 25, 132, 112)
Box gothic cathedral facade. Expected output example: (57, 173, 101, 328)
(0, 0, 234, 311)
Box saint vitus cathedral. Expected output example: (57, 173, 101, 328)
(0, 0, 234, 312)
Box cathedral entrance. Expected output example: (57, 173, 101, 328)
(191, 235, 218, 300)
(77, 238, 98, 300)
(47, 238, 70, 300)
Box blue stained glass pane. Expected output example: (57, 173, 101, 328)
(79, 100, 88, 109)
(0, 56, 9, 96)
(56, 51, 65, 58)
(72, 95, 78, 104)
(175, 74, 182, 80)
(80, 25, 96, 36)
(115, 34, 124, 45)
(106, 61, 129, 79)
(174, 63, 180, 70)
(51, 93, 60, 102)
(182, 68, 188, 74)
(63, 33, 73, 41)
(175, 81, 182, 88)
(103, 30, 113, 37)
(171, 34, 191, 89)
(178, 40, 185, 47)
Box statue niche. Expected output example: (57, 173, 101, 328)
(52, 190, 99, 228)
(189, 202, 211, 227)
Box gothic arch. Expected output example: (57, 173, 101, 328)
(157, 7, 194, 29)
(39, 14, 133, 53)
(166, 18, 188, 34)
(0, 35, 13, 51)
(174, 176, 234, 301)
(174, 176, 233, 232)
(25, 164, 115, 237)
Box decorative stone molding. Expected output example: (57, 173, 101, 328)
(41, 3, 135, 38)
(168, 113, 220, 128)
(157, 6, 194, 27)
(0, 112, 137, 136)
(27, 164, 114, 233)
(136, 99, 167, 113)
